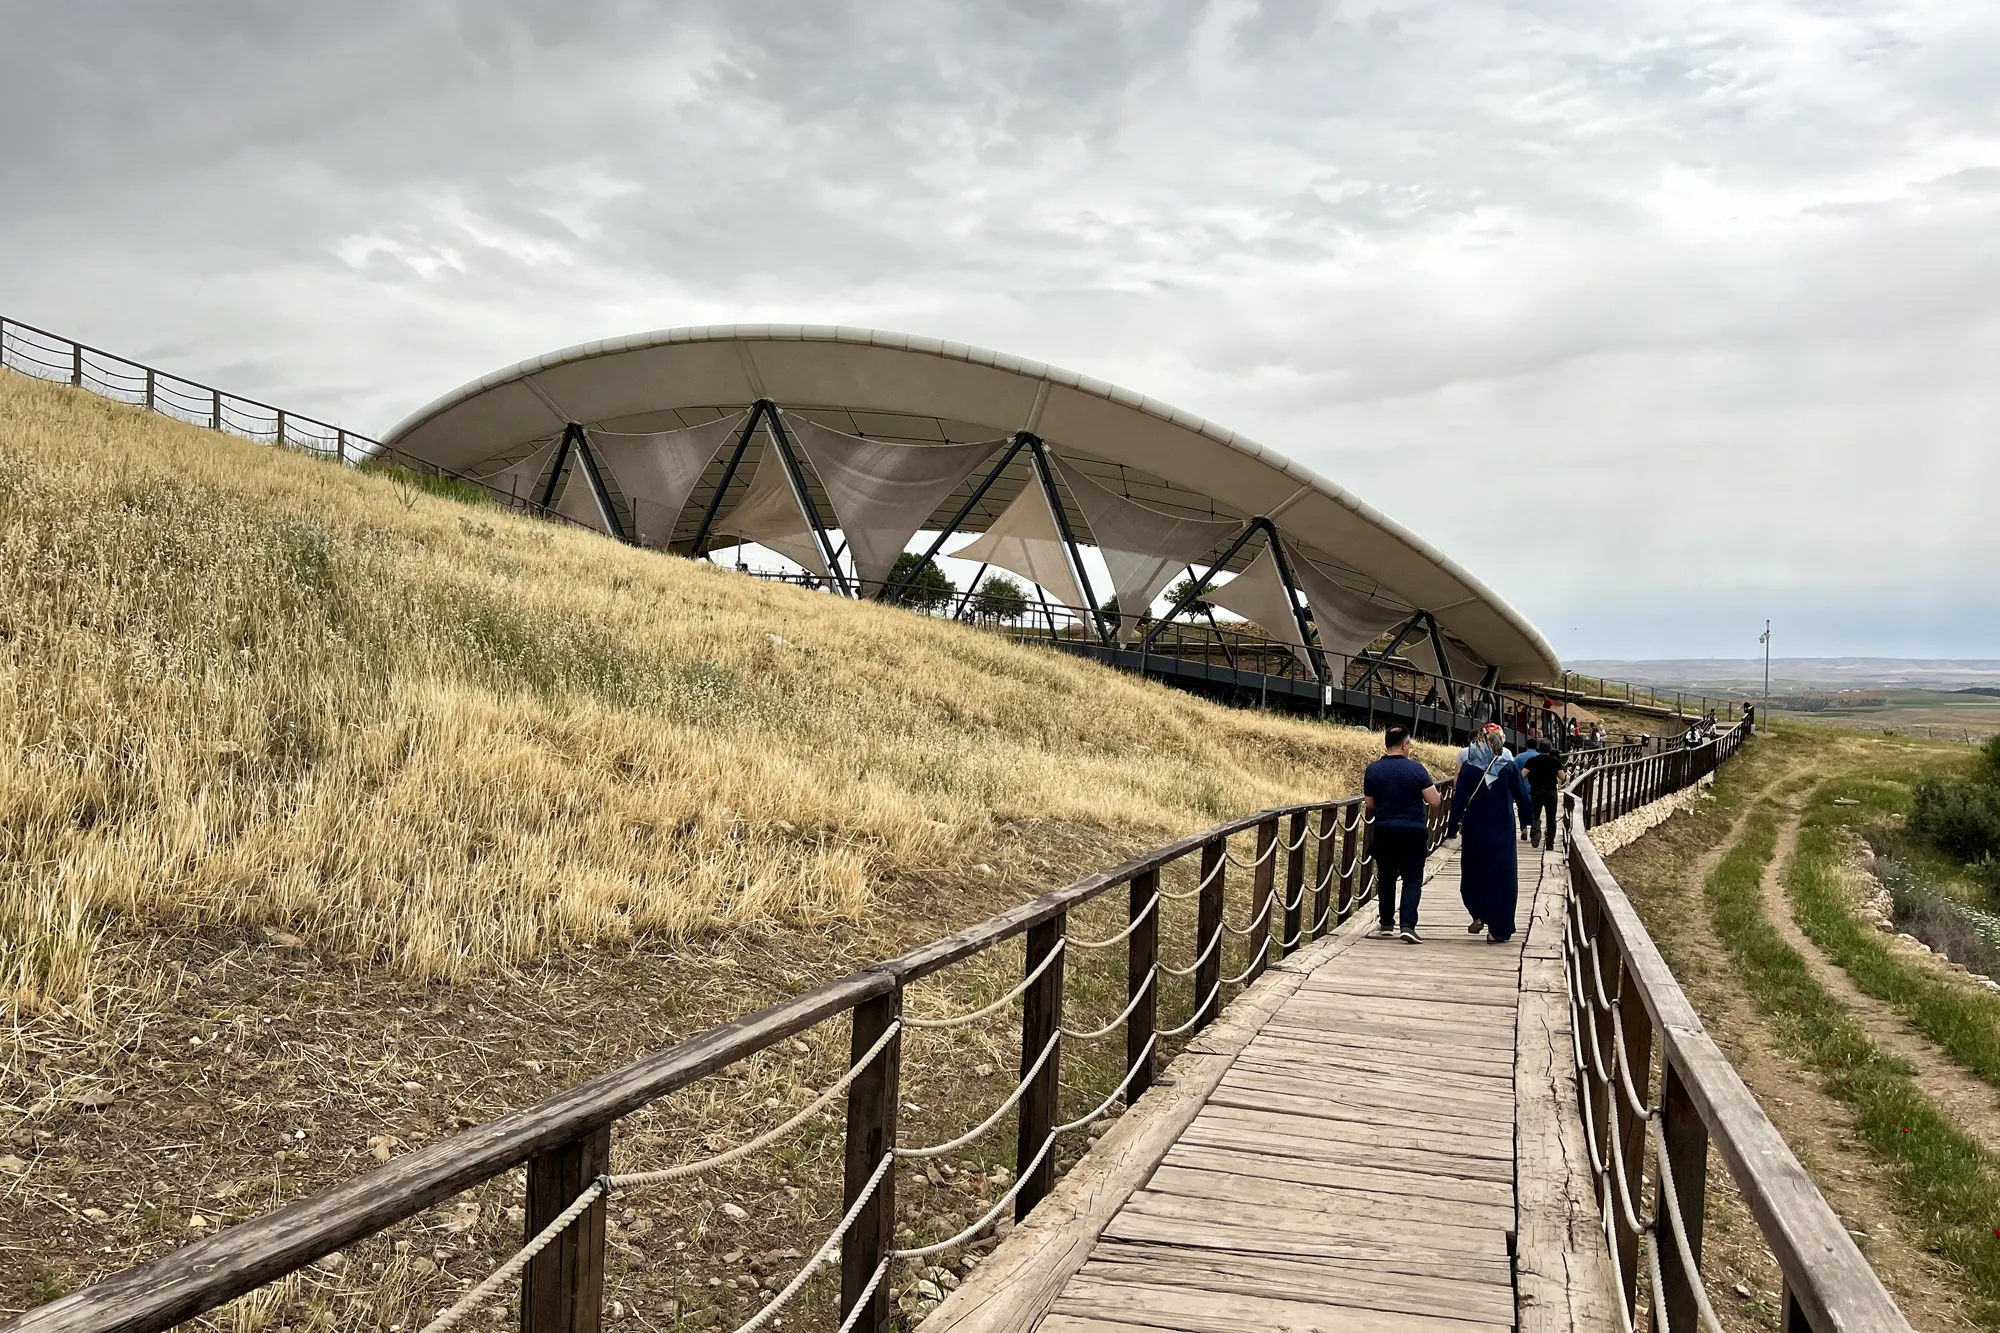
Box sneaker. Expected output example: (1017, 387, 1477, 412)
(1366, 925, 1396, 940)
(1529, 830, 1541, 849)
(1400, 927, 1423, 944)
(1467, 920, 1484, 934)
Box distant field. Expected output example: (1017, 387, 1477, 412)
(1776, 690, 2000, 742)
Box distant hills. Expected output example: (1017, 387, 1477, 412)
(1568, 658, 2000, 691)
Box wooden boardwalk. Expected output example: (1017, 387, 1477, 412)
(930, 845, 1616, 1333)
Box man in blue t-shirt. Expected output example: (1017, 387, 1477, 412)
(1362, 725, 1443, 943)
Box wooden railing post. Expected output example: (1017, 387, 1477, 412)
(1337, 808, 1360, 921)
(1126, 869, 1159, 1102)
(1195, 838, 1225, 1032)
(211, 387, 222, 430)
(144, 368, 155, 411)
(1016, 914, 1066, 1219)
(1613, 964, 1652, 1315)
(1312, 806, 1339, 939)
(1283, 810, 1308, 954)
(70, 341, 82, 387)
(520, 1127, 610, 1333)
(1248, 818, 1278, 985)
(1653, 1055, 1709, 1333)
(841, 989, 902, 1333)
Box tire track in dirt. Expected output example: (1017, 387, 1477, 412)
(1757, 801, 2000, 1159)
(1607, 755, 1974, 1332)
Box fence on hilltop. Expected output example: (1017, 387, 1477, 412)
(0, 314, 1729, 746)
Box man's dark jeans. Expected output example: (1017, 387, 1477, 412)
(1529, 789, 1558, 847)
(1371, 825, 1428, 930)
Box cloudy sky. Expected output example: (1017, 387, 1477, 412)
(5, 0, 1996, 660)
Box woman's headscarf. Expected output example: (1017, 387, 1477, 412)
(1467, 724, 1509, 785)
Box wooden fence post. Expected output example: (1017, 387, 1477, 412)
(144, 368, 155, 411)
(1247, 819, 1278, 985)
(1338, 808, 1360, 922)
(841, 989, 902, 1333)
(520, 1127, 610, 1333)
(1312, 806, 1339, 939)
(1654, 1055, 1708, 1333)
(1016, 914, 1066, 1219)
(70, 342, 82, 387)
(1126, 869, 1158, 1102)
(211, 387, 222, 431)
(1614, 969, 1652, 1316)
(1195, 839, 1225, 1033)
(1282, 811, 1308, 954)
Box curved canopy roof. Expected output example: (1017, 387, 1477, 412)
(383, 324, 1559, 681)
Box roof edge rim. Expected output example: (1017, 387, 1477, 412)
(377, 324, 1558, 677)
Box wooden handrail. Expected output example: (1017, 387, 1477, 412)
(1561, 722, 1911, 1332)
(0, 790, 1393, 1333)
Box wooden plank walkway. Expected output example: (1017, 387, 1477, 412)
(1036, 845, 1524, 1333)
(926, 843, 1622, 1333)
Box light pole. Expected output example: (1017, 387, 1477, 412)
(1759, 620, 1771, 734)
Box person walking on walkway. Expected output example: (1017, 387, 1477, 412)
(1447, 723, 1533, 943)
(1520, 738, 1563, 850)
(1363, 725, 1442, 944)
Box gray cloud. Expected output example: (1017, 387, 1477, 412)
(3, 0, 1996, 658)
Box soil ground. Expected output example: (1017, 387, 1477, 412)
(0, 815, 1195, 1331)
(1607, 731, 1991, 1331)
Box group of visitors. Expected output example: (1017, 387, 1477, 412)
(1360, 721, 1569, 946)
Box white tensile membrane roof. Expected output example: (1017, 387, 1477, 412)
(382, 325, 1560, 682)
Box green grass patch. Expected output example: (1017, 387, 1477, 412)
(1786, 781, 2000, 1089)
(1704, 796, 2000, 1327)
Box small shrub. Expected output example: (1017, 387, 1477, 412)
(1909, 776, 2000, 863)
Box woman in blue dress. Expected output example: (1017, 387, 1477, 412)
(1446, 724, 1534, 942)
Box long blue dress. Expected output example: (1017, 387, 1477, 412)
(1446, 757, 1534, 941)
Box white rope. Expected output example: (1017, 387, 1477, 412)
(1651, 1111, 1727, 1333)
(1158, 923, 1223, 977)
(1056, 1033, 1157, 1133)
(609, 1021, 901, 1190)
(1062, 971, 1155, 1041)
(1222, 836, 1280, 871)
(834, 1261, 890, 1333)
(894, 1132, 1056, 1259)
(1220, 944, 1267, 988)
(1220, 891, 1275, 939)
(1157, 980, 1221, 1036)
(903, 939, 1066, 1029)
(897, 1032, 1059, 1160)
(726, 1152, 892, 1333)
(418, 1180, 606, 1333)
(1067, 892, 1159, 949)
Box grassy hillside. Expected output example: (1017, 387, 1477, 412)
(0, 371, 1398, 1017)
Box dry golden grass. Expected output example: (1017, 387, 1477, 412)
(0, 372, 1401, 1015)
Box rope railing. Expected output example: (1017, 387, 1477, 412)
(1559, 721, 1911, 1333)
(11, 757, 1466, 1333)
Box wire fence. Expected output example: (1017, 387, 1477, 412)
(2, 313, 1723, 743)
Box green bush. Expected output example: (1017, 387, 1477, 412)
(1909, 776, 2000, 863)
(882, 551, 957, 611)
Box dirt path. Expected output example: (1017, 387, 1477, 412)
(1606, 756, 1977, 1332)
(1757, 801, 2000, 1157)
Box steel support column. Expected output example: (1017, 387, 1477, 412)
(689, 403, 767, 558)
(1028, 438, 1107, 642)
(763, 405, 853, 596)
(880, 435, 1029, 603)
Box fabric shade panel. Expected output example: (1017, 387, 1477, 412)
(712, 448, 830, 579)
(1205, 544, 1311, 669)
(586, 413, 745, 550)
(552, 454, 614, 534)
(781, 411, 1005, 592)
(477, 439, 560, 508)
(1405, 627, 1483, 688)
(1050, 456, 1239, 642)
(1287, 558, 1409, 659)
(949, 478, 1087, 613)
